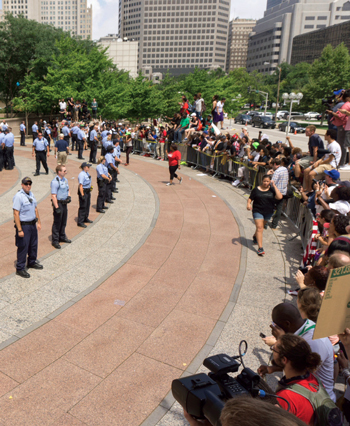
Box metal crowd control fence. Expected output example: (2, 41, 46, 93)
(283, 188, 315, 252)
(131, 139, 314, 250)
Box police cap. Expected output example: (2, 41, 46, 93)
(22, 176, 33, 185)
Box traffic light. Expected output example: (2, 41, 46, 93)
(247, 86, 251, 94)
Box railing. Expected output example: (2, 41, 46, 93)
(131, 139, 315, 256)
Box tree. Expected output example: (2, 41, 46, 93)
(0, 14, 64, 115)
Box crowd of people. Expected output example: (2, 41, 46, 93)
(2, 88, 350, 426)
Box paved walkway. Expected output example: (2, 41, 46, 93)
(0, 167, 19, 198)
(0, 147, 243, 425)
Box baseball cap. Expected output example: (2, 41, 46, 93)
(242, 126, 247, 130)
(22, 176, 33, 184)
(324, 169, 340, 180)
(81, 162, 92, 168)
(106, 145, 114, 152)
(191, 113, 196, 116)
(80, 124, 85, 127)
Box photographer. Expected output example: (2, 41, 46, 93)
(183, 395, 308, 426)
(259, 303, 336, 402)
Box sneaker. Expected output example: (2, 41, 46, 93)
(160, 159, 164, 161)
(257, 247, 265, 256)
(339, 164, 350, 170)
(179, 177, 183, 184)
(166, 182, 174, 186)
(287, 289, 299, 296)
(252, 235, 257, 245)
(232, 179, 241, 187)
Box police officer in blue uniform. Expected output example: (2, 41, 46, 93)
(100, 127, 110, 156)
(20, 121, 26, 146)
(89, 125, 99, 164)
(70, 122, 80, 151)
(77, 162, 93, 227)
(77, 124, 86, 160)
(13, 176, 43, 278)
(0, 130, 4, 172)
(112, 139, 122, 184)
(105, 145, 118, 202)
(61, 121, 71, 146)
(51, 164, 71, 249)
(32, 131, 49, 175)
(3, 127, 15, 170)
(96, 156, 112, 213)
(32, 121, 38, 142)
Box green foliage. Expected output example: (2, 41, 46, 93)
(6, 16, 350, 122)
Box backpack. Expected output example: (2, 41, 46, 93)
(277, 375, 343, 426)
(187, 103, 194, 113)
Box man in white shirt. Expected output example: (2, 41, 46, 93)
(195, 92, 204, 121)
(303, 129, 341, 191)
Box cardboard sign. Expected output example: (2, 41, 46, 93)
(313, 264, 350, 340)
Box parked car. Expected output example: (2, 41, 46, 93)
(263, 112, 274, 118)
(275, 110, 289, 119)
(234, 114, 252, 125)
(252, 115, 276, 129)
(278, 121, 306, 133)
(304, 111, 320, 120)
(247, 111, 264, 117)
(284, 111, 305, 120)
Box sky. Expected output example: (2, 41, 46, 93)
(90, 0, 266, 40)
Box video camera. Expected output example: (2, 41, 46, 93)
(322, 89, 345, 108)
(172, 341, 276, 426)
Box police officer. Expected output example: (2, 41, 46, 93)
(0, 130, 5, 172)
(32, 121, 38, 142)
(89, 125, 99, 164)
(13, 176, 43, 278)
(70, 122, 80, 151)
(51, 164, 71, 249)
(100, 127, 110, 156)
(20, 121, 26, 146)
(96, 156, 112, 213)
(105, 145, 118, 202)
(77, 162, 93, 227)
(112, 139, 122, 186)
(77, 124, 86, 160)
(3, 127, 15, 170)
(61, 121, 71, 147)
(32, 131, 49, 175)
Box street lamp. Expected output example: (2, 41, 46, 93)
(282, 92, 303, 138)
(275, 66, 282, 120)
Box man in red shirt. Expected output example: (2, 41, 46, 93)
(259, 334, 322, 425)
(165, 143, 182, 186)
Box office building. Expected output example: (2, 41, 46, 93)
(291, 18, 350, 64)
(247, 0, 350, 74)
(118, 0, 231, 76)
(266, 0, 285, 9)
(0, 0, 92, 39)
(99, 35, 139, 77)
(226, 18, 256, 72)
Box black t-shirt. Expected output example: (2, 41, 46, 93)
(249, 186, 276, 215)
(308, 134, 324, 158)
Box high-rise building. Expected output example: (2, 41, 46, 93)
(291, 19, 350, 65)
(99, 35, 139, 77)
(247, 0, 350, 74)
(118, 0, 231, 76)
(1, 0, 92, 39)
(226, 18, 256, 72)
(266, 0, 285, 10)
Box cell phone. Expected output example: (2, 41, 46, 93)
(298, 266, 308, 275)
(259, 332, 266, 339)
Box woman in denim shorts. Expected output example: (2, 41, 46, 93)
(247, 175, 283, 256)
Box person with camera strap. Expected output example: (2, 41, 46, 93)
(51, 165, 71, 249)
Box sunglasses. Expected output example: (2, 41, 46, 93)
(24, 183, 32, 186)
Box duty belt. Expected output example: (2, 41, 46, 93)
(20, 219, 37, 225)
(57, 199, 68, 204)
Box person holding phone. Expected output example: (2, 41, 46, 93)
(247, 174, 282, 256)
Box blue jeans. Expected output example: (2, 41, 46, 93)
(196, 112, 202, 121)
(174, 128, 185, 142)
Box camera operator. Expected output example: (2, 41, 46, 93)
(258, 303, 336, 402)
(183, 395, 308, 426)
(262, 334, 323, 425)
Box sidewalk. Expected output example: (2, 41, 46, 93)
(0, 150, 242, 425)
